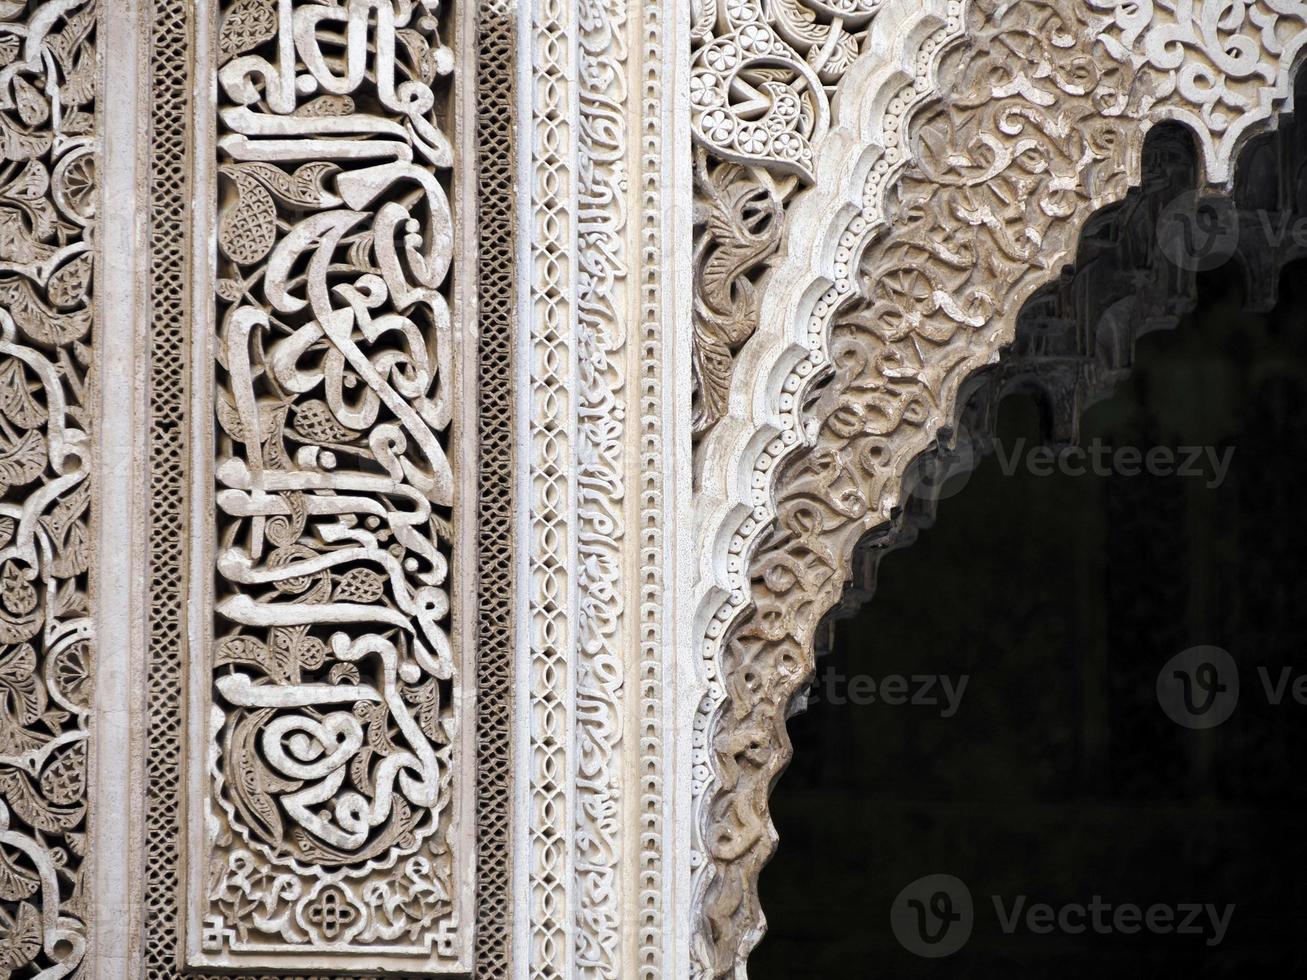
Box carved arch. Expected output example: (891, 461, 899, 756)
(689, 0, 1307, 974)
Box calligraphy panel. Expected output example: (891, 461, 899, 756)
(185, 0, 474, 971)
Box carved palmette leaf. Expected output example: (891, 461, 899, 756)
(0, 359, 46, 430)
(45, 518, 87, 580)
(349, 744, 374, 796)
(268, 625, 326, 682)
(397, 29, 450, 85)
(218, 0, 278, 64)
(0, 596, 40, 646)
(224, 709, 294, 850)
(0, 161, 55, 226)
(328, 662, 360, 686)
(215, 635, 273, 675)
(0, 428, 47, 496)
(0, 642, 44, 726)
(46, 4, 95, 76)
(39, 740, 85, 806)
(0, 206, 56, 265)
(0, 114, 52, 163)
(215, 391, 287, 448)
(332, 568, 386, 604)
(0, 279, 91, 346)
(218, 169, 276, 266)
(0, 900, 41, 970)
(0, 720, 46, 757)
(46, 252, 92, 310)
(41, 482, 90, 580)
(360, 702, 399, 756)
(0, 847, 38, 901)
(293, 399, 363, 443)
(233, 772, 287, 853)
(52, 580, 86, 619)
(236, 161, 339, 208)
(215, 390, 247, 443)
(403, 679, 446, 744)
(0, 768, 83, 832)
(59, 42, 98, 109)
(60, 108, 94, 137)
(11, 77, 48, 129)
(0, 36, 17, 67)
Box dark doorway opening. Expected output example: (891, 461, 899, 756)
(754, 111, 1307, 977)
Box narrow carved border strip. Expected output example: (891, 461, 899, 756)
(575, 0, 628, 971)
(143, 0, 190, 975)
(476, 0, 518, 970)
(524, 0, 577, 972)
(638, 0, 668, 971)
(0, 3, 101, 978)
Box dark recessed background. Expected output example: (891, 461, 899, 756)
(753, 174, 1307, 977)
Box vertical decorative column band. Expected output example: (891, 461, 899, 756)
(574, 0, 627, 973)
(185, 0, 474, 971)
(0, 2, 99, 978)
(523, 0, 577, 970)
(475, 0, 518, 971)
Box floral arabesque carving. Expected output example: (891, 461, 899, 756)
(691, 0, 1307, 972)
(195, 0, 466, 968)
(692, 151, 784, 436)
(0, 2, 97, 978)
(1092, 0, 1307, 182)
(689, 0, 888, 438)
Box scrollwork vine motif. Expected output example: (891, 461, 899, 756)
(695, 0, 1149, 971)
(203, 0, 461, 963)
(689, 0, 880, 438)
(0, 2, 96, 977)
(693, 0, 1307, 973)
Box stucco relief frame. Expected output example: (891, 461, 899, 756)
(688, 0, 1307, 974)
(181, 0, 478, 973)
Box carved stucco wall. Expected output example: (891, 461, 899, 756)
(0, 2, 98, 978)
(138, 0, 511, 977)
(689, 0, 1307, 974)
(10, 0, 1307, 977)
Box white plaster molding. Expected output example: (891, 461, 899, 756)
(91, 1, 148, 976)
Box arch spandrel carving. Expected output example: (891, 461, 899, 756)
(688, 0, 1307, 973)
